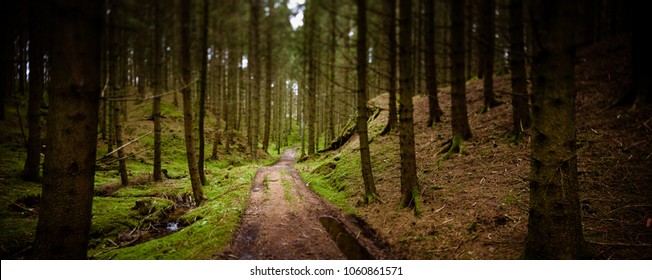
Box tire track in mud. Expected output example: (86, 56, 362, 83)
(225, 147, 346, 259)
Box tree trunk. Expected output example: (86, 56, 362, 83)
(425, 0, 442, 127)
(181, 0, 204, 205)
(198, 0, 209, 186)
(465, 0, 475, 80)
(110, 1, 128, 186)
(479, 0, 500, 113)
(33, 0, 101, 259)
(450, 0, 472, 141)
(631, 2, 650, 109)
(384, 0, 398, 134)
(262, 1, 273, 153)
(524, 0, 586, 259)
(115, 101, 129, 186)
(152, 0, 163, 182)
(508, 0, 531, 139)
(23, 0, 47, 181)
(398, 0, 419, 213)
(328, 0, 337, 143)
(250, 0, 261, 160)
(356, 0, 378, 204)
(306, 1, 317, 156)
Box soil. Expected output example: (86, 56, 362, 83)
(222, 147, 387, 259)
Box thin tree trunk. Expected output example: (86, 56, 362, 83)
(198, 0, 209, 186)
(250, 0, 261, 160)
(181, 0, 204, 205)
(465, 0, 474, 80)
(356, 0, 378, 204)
(425, 0, 442, 127)
(384, 0, 398, 134)
(479, 0, 501, 113)
(328, 0, 337, 143)
(23, 0, 47, 181)
(524, 0, 586, 259)
(450, 0, 472, 141)
(110, 1, 128, 186)
(262, 1, 273, 153)
(508, 0, 531, 139)
(33, 0, 101, 259)
(114, 102, 128, 186)
(306, 2, 317, 156)
(398, 0, 419, 213)
(152, 0, 163, 181)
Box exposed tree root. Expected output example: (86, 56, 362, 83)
(437, 135, 467, 161)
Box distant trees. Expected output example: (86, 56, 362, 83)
(33, 0, 101, 259)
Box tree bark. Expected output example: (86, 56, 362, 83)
(110, 1, 128, 186)
(33, 0, 101, 259)
(250, 0, 261, 160)
(356, 0, 378, 204)
(152, 0, 163, 182)
(398, 0, 419, 213)
(262, 0, 274, 153)
(198, 0, 209, 186)
(479, 0, 500, 112)
(384, 0, 398, 134)
(450, 0, 472, 141)
(328, 0, 337, 143)
(524, 0, 586, 259)
(181, 0, 204, 205)
(306, 1, 317, 156)
(508, 0, 531, 139)
(425, 0, 442, 127)
(115, 101, 128, 186)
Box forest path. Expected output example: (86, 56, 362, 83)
(224, 147, 347, 259)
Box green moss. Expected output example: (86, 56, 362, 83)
(92, 164, 258, 259)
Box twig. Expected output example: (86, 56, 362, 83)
(0, 196, 38, 215)
(91, 236, 141, 258)
(98, 131, 153, 161)
(604, 204, 652, 216)
(587, 240, 652, 247)
(129, 207, 166, 235)
(438, 218, 454, 226)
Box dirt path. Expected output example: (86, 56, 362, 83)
(225, 147, 379, 260)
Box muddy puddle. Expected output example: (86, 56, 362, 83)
(319, 216, 374, 260)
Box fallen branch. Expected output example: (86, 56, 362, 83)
(98, 131, 153, 161)
(91, 236, 141, 258)
(0, 196, 38, 215)
(587, 240, 652, 247)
